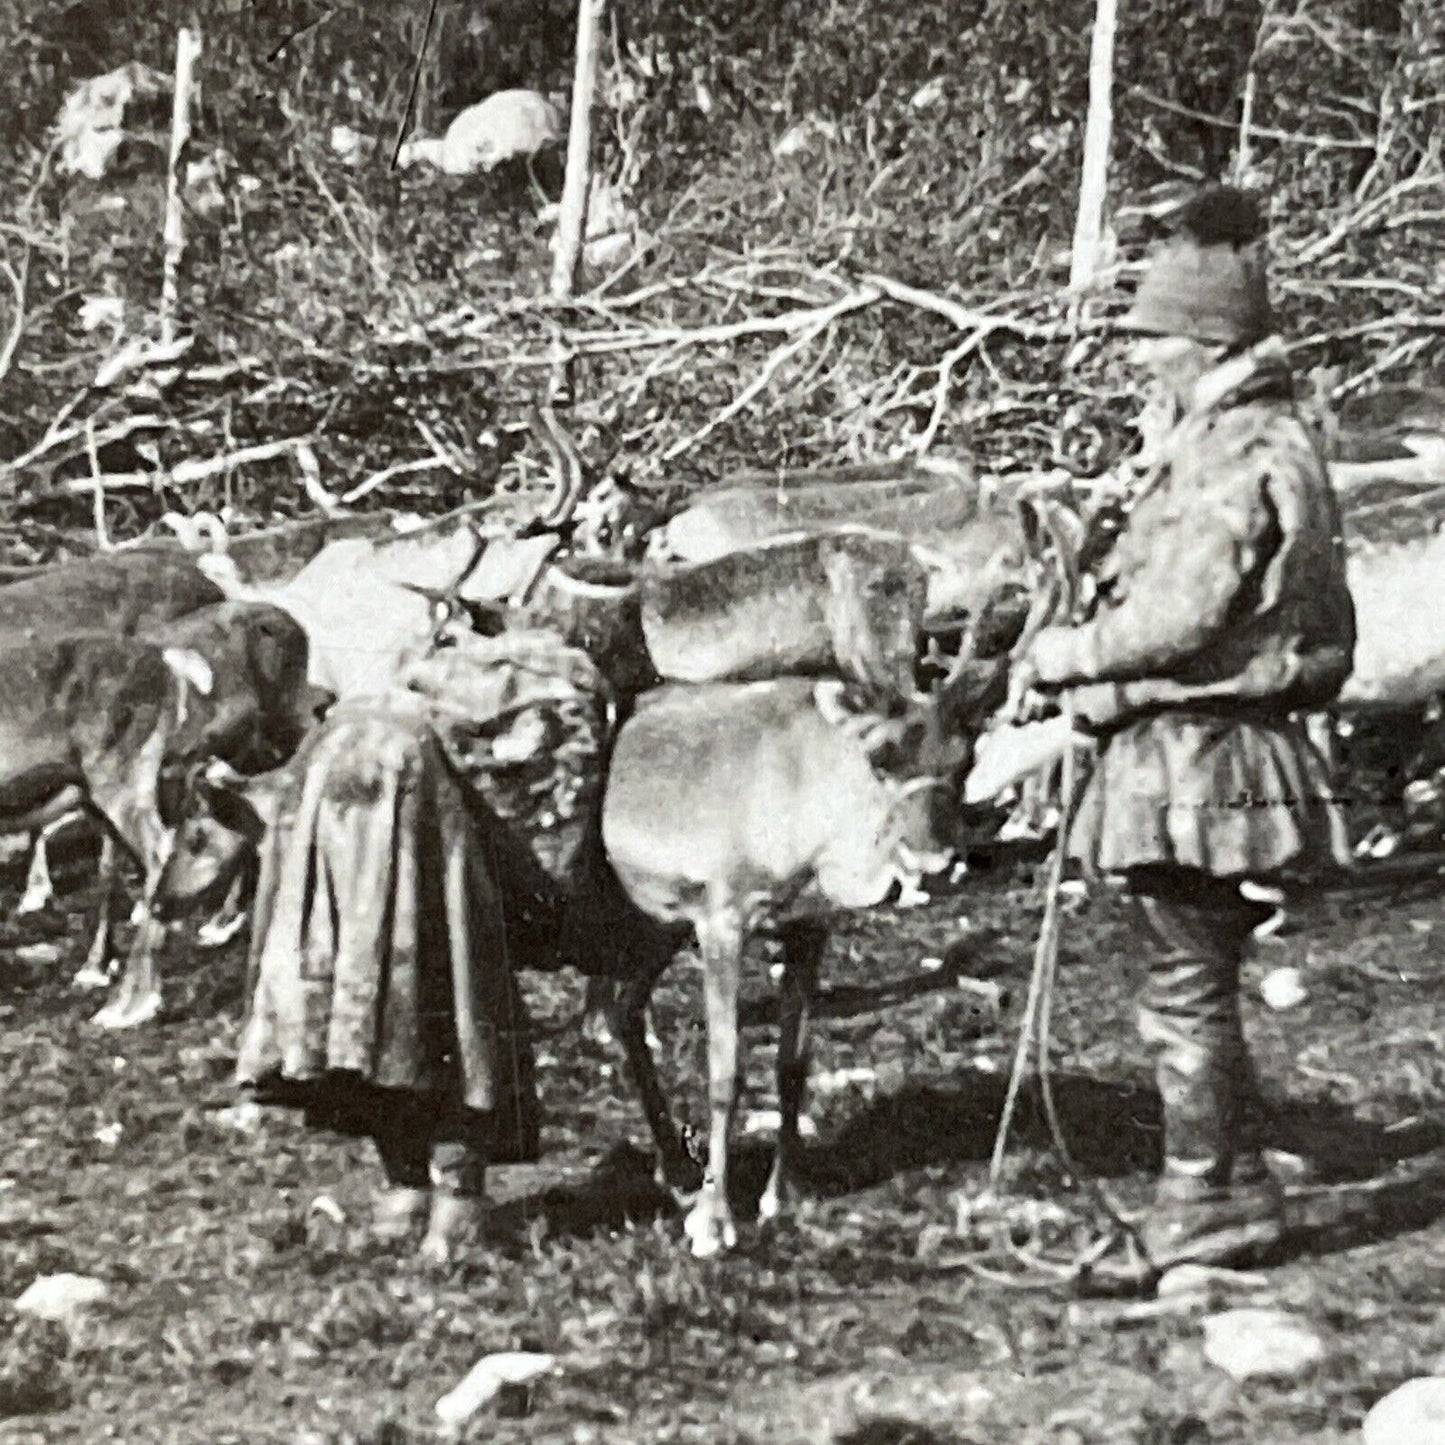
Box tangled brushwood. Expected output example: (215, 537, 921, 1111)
(0, 0, 1438, 564)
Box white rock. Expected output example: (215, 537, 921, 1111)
(308, 1194, 347, 1226)
(213, 1102, 264, 1133)
(1260, 967, 1308, 1011)
(14, 943, 60, 965)
(436, 1351, 558, 1428)
(92, 1121, 123, 1148)
(1363, 1377, 1445, 1445)
(15, 1273, 110, 1328)
(1201, 1308, 1325, 1381)
(909, 77, 946, 109)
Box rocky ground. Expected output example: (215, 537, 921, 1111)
(3, 832, 1445, 1444)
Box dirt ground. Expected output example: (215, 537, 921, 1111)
(3, 834, 1445, 1445)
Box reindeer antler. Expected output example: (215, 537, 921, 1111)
(528, 404, 588, 530)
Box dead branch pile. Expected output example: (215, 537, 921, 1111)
(0, 0, 1438, 565)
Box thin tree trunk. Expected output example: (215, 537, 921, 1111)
(160, 27, 202, 345)
(550, 0, 606, 305)
(1069, 0, 1118, 296)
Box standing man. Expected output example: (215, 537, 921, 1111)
(1015, 186, 1356, 1270)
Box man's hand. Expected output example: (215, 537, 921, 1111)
(1006, 655, 1053, 723)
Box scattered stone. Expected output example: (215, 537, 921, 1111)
(1201, 1308, 1325, 1381)
(13, 943, 60, 966)
(435, 1352, 558, 1431)
(14, 1274, 110, 1331)
(92, 1121, 123, 1149)
(307, 1195, 347, 1228)
(212, 1103, 264, 1134)
(909, 77, 947, 109)
(1260, 967, 1308, 1010)
(1363, 1377, 1445, 1445)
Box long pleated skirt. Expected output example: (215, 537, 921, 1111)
(234, 699, 540, 1163)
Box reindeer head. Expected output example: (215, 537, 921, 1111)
(152, 759, 285, 921)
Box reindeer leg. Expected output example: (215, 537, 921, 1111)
(580, 973, 619, 1047)
(611, 959, 698, 1196)
(195, 868, 250, 949)
(92, 899, 166, 1030)
(72, 836, 119, 991)
(17, 827, 59, 915)
(759, 921, 825, 1227)
(685, 911, 745, 1259)
(92, 805, 171, 1032)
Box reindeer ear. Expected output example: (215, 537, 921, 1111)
(162, 648, 214, 696)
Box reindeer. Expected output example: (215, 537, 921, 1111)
(600, 633, 1006, 1257)
(0, 549, 227, 960)
(0, 602, 314, 1029)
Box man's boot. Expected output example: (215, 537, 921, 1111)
(1137, 1022, 1284, 1270)
(1133, 875, 1286, 1271)
(420, 1139, 489, 1266)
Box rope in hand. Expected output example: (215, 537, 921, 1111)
(967, 497, 1148, 1286)
(987, 691, 1082, 1194)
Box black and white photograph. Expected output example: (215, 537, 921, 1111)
(0, 1, 1442, 1440)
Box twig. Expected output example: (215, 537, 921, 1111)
(340, 456, 450, 506)
(863, 273, 1068, 342)
(566, 288, 884, 355)
(85, 416, 110, 551)
(0, 411, 165, 485)
(915, 334, 988, 455)
(660, 288, 876, 460)
(0, 246, 31, 384)
(295, 148, 389, 285)
(391, 0, 442, 170)
(21, 437, 317, 502)
(1132, 85, 1373, 150)
(1293, 172, 1442, 265)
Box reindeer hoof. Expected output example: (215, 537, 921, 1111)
(580, 1007, 615, 1049)
(684, 1200, 737, 1258)
(93, 991, 162, 1030)
(71, 964, 113, 992)
(16, 884, 51, 915)
(757, 1181, 785, 1225)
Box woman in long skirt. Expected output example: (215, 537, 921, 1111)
(235, 697, 540, 1265)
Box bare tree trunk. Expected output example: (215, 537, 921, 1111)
(160, 27, 201, 345)
(1069, 0, 1117, 297)
(550, 0, 606, 304)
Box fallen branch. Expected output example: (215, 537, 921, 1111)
(915, 333, 991, 455)
(1293, 171, 1443, 266)
(18, 436, 317, 504)
(340, 455, 451, 506)
(863, 273, 1070, 342)
(660, 311, 839, 462)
